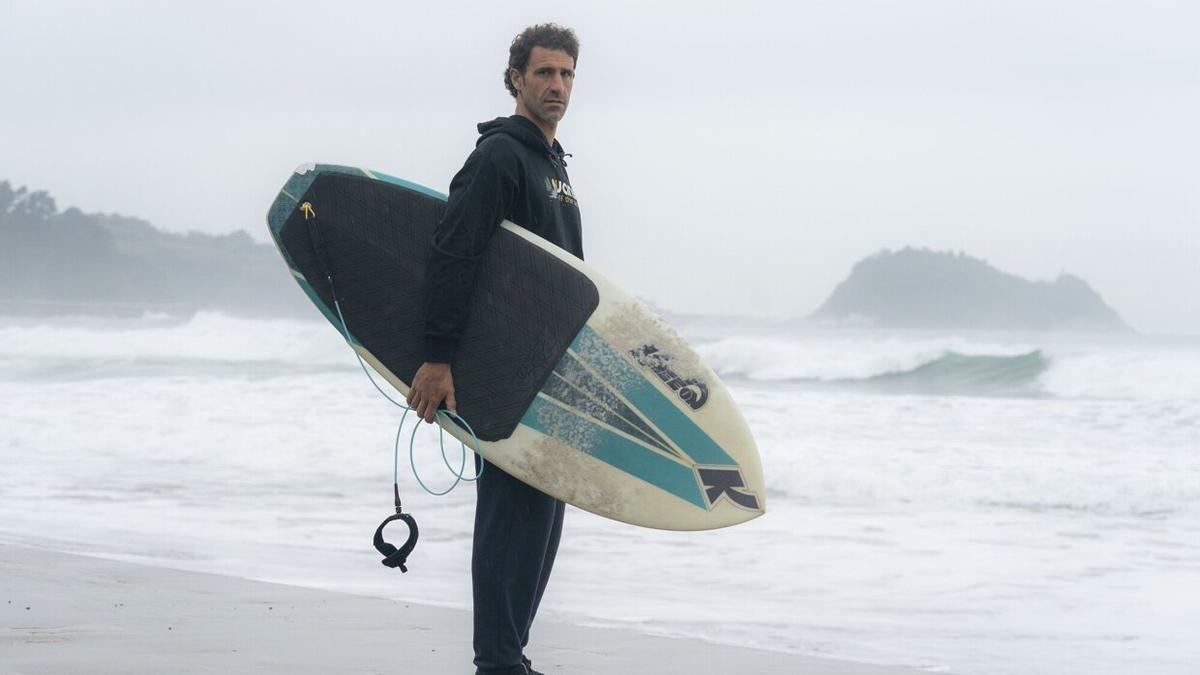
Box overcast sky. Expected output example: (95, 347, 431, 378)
(3, 0, 1198, 334)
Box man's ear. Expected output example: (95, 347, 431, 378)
(509, 68, 523, 93)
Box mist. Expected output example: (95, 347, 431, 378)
(5, 4, 1200, 673)
(2, 0, 1197, 334)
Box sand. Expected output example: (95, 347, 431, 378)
(0, 545, 923, 674)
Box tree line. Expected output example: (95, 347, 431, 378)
(0, 180, 308, 317)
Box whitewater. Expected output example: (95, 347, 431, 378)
(1, 312, 1197, 674)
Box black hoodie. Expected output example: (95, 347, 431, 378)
(423, 115, 583, 363)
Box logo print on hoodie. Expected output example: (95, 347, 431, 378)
(545, 177, 579, 208)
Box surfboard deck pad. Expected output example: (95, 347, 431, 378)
(279, 171, 598, 441)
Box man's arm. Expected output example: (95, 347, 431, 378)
(408, 140, 517, 422)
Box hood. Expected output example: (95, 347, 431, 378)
(477, 115, 571, 166)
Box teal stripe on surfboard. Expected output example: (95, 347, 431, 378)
(569, 325, 737, 468)
(293, 274, 350, 342)
(540, 371, 675, 455)
(520, 395, 707, 509)
(363, 167, 448, 201)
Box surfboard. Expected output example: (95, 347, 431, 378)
(266, 163, 765, 530)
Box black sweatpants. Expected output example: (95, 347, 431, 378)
(472, 455, 565, 675)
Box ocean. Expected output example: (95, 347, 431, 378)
(1, 311, 1197, 674)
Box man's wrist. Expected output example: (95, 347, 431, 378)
(423, 335, 459, 363)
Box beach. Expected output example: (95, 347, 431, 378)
(1, 545, 918, 674)
(1, 312, 1198, 674)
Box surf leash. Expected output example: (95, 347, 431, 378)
(304, 208, 484, 573)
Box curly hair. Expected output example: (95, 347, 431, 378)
(504, 23, 580, 98)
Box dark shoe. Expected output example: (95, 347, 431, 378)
(521, 656, 544, 675)
(477, 665, 532, 675)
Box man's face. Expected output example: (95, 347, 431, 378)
(512, 46, 575, 126)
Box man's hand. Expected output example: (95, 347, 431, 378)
(407, 362, 457, 423)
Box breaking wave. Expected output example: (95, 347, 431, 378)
(698, 335, 1200, 400)
(0, 312, 354, 380)
(5, 313, 1200, 401)
(843, 350, 1048, 395)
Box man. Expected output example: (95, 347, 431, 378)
(405, 23, 581, 675)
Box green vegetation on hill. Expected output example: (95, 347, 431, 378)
(0, 180, 309, 317)
(811, 247, 1129, 331)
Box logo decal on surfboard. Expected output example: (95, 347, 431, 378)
(630, 345, 709, 410)
(518, 326, 761, 514)
(697, 466, 761, 511)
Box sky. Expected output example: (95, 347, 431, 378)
(2, 0, 1198, 334)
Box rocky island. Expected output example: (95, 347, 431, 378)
(811, 247, 1129, 332)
